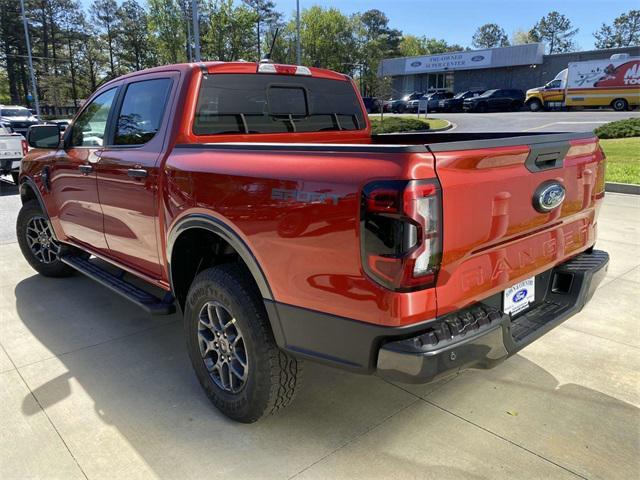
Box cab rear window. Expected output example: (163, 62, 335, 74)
(193, 74, 365, 135)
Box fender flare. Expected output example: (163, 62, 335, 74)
(166, 214, 273, 301)
(19, 176, 59, 241)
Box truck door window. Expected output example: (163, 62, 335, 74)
(193, 74, 365, 135)
(114, 78, 172, 145)
(69, 88, 117, 147)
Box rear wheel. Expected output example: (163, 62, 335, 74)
(528, 99, 543, 112)
(611, 98, 628, 111)
(184, 263, 302, 423)
(17, 200, 77, 277)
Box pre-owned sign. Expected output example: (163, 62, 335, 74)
(404, 50, 493, 73)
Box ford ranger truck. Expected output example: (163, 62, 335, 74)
(17, 61, 609, 423)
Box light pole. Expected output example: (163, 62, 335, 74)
(296, 0, 301, 65)
(19, 0, 40, 118)
(192, 0, 201, 62)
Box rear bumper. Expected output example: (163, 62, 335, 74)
(376, 249, 609, 383)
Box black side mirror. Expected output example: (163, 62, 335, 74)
(27, 125, 61, 149)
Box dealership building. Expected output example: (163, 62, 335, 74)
(380, 44, 640, 96)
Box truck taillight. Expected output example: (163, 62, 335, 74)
(21, 138, 28, 156)
(361, 179, 442, 292)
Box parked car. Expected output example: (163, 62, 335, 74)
(389, 92, 424, 113)
(18, 61, 608, 423)
(463, 89, 525, 112)
(423, 91, 454, 112)
(439, 90, 485, 112)
(0, 123, 27, 184)
(0, 105, 40, 136)
(362, 97, 381, 113)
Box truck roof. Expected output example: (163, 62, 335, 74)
(101, 61, 350, 89)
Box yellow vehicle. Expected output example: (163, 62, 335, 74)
(526, 54, 640, 111)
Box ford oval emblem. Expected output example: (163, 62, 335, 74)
(533, 181, 566, 213)
(513, 289, 528, 302)
(471, 55, 485, 62)
(410, 61, 422, 67)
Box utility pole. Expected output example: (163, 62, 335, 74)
(296, 0, 301, 65)
(192, 0, 201, 62)
(20, 0, 40, 118)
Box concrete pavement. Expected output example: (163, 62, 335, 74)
(1, 193, 638, 479)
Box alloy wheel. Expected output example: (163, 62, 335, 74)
(197, 301, 249, 393)
(25, 215, 61, 264)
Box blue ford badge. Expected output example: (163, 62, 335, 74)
(410, 61, 422, 67)
(471, 55, 485, 62)
(513, 289, 528, 302)
(533, 181, 566, 213)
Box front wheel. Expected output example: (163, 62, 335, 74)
(184, 263, 302, 423)
(528, 99, 543, 112)
(17, 200, 77, 277)
(611, 98, 629, 111)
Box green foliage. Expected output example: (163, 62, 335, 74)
(202, 0, 257, 61)
(369, 116, 431, 134)
(399, 35, 464, 56)
(599, 138, 640, 184)
(472, 24, 510, 49)
(529, 11, 579, 53)
(147, 0, 187, 65)
(594, 10, 640, 49)
(594, 118, 640, 139)
(511, 29, 535, 45)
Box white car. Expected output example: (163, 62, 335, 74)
(0, 124, 27, 184)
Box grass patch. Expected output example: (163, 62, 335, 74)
(594, 118, 640, 138)
(599, 137, 640, 184)
(369, 116, 448, 134)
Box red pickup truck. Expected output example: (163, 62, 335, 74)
(17, 61, 608, 423)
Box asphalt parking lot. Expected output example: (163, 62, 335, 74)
(383, 109, 640, 133)
(1, 115, 639, 479)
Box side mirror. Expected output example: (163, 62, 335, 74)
(27, 125, 61, 149)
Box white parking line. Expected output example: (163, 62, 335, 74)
(524, 120, 608, 131)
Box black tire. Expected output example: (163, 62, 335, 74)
(611, 98, 628, 111)
(184, 263, 302, 423)
(397, 103, 406, 114)
(11, 172, 19, 185)
(528, 99, 543, 112)
(476, 102, 487, 113)
(17, 200, 79, 277)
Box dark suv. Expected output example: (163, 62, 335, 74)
(463, 89, 525, 112)
(439, 90, 484, 112)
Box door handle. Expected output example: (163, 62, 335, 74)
(127, 168, 148, 178)
(79, 164, 93, 175)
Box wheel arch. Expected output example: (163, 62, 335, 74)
(167, 214, 274, 311)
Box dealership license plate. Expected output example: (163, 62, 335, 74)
(503, 277, 535, 315)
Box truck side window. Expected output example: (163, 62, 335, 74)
(69, 88, 117, 147)
(114, 78, 172, 146)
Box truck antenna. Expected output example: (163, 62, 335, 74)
(260, 28, 280, 64)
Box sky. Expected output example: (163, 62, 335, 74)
(80, 0, 638, 51)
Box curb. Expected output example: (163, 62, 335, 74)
(605, 182, 640, 195)
(426, 120, 454, 132)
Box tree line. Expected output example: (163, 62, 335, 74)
(1, 1, 638, 109)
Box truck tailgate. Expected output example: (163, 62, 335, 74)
(429, 132, 605, 316)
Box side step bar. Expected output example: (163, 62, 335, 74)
(61, 255, 175, 315)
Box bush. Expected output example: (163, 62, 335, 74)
(369, 116, 430, 134)
(594, 118, 640, 139)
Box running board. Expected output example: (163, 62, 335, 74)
(61, 255, 175, 315)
